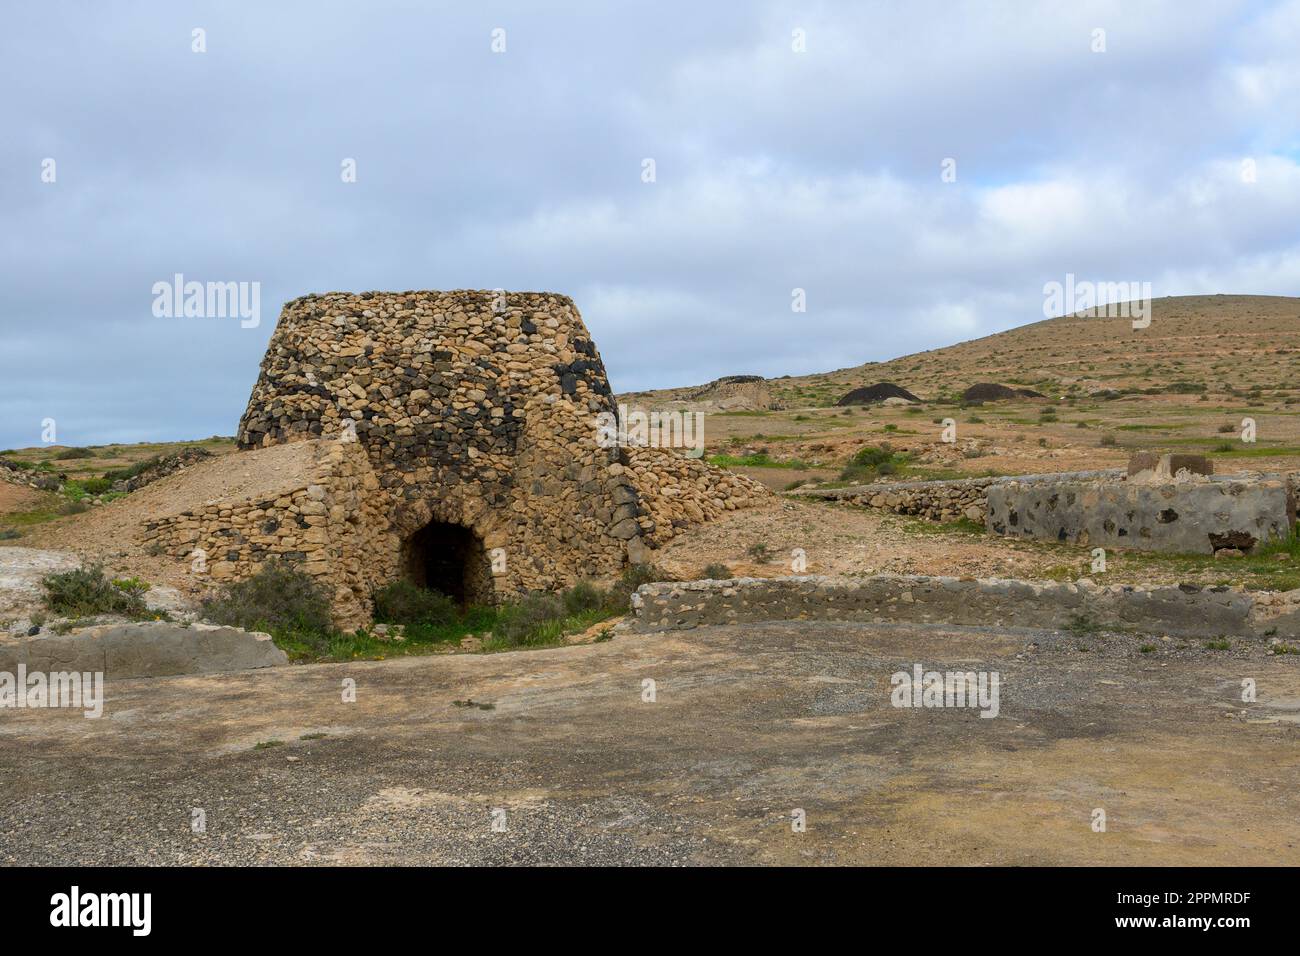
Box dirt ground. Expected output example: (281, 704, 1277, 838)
(654, 499, 1296, 592)
(0, 484, 42, 514)
(1, 620, 1296, 866)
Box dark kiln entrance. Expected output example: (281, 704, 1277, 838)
(402, 521, 494, 605)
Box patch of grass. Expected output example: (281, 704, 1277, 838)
(480, 595, 615, 652)
(706, 452, 812, 469)
(746, 542, 771, 561)
(252, 740, 284, 750)
(41, 564, 150, 619)
(1204, 638, 1232, 650)
(1138, 643, 1157, 654)
(53, 447, 94, 460)
(901, 517, 986, 536)
(1065, 613, 1103, 636)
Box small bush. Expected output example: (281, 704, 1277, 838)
(747, 542, 771, 561)
(58, 501, 89, 515)
(79, 477, 113, 495)
(0, 529, 21, 540)
(1217, 423, 1236, 433)
(372, 579, 457, 626)
(202, 560, 333, 637)
(602, 563, 675, 612)
(42, 565, 148, 618)
(53, 447, 94, 460)
(562, 580, 606, 615)
(700, 563, 732, 580)
(1099, 434, 1117, 447)
(493, 592, 566, 647)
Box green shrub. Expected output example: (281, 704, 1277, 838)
(562, 580, 606, 615)
(42, 565, 148, 618)
(700, 563, 733, 580)
(53, 447, 94, 460)
(1099, 434, 1117, 447)
(493, 592, 566, 647)
(202, 560, 333, 638)
(372, 579, 457, 626)
(0, 529, 20, 540)
(57, 501, 89, 515)
(79, 477, 113, 495)
(839, 444, 909, 482)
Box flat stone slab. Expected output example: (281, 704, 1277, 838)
(0, 621, 287, 679)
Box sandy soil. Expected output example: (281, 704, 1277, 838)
(0, 483, 43, 514)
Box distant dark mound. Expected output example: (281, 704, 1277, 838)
(835, 382, 921, 406)
(961, 383, 1046, 402)
(712, 375, 764, 385)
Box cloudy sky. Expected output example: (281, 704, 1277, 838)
(2, 1, 1298, 449)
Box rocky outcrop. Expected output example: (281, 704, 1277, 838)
(0, 621, 287, 679)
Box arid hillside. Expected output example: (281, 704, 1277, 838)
(616, 294, 1300, 488)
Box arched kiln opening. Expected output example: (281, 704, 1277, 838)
(402, 521, 494, 605)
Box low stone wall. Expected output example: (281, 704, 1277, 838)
(987, 474, 1296, 554)
(790, 470, 1122, 523)
(0, 622, 287, 679)
(141, 439, 393, 630)
(628, 574, 1300, 640)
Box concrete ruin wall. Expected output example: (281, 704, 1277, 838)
(627, 574, 1300, 640)
(793, 470, 1121, 523)
(986, 475, 1296, 554)
(224, 289, 768, 624)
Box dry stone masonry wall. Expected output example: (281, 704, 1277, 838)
(187, 289, 771, 625)
(143, 439, 391, 628)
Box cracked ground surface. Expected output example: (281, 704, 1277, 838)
(1, 620, 1298, 866)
